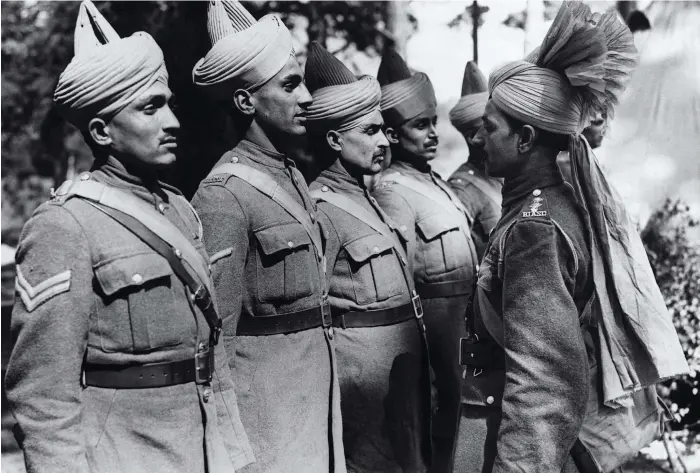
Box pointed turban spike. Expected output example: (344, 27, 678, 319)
(461, 61, 488, 96)
(305, 41, 356, 93)
(221, 0, 256, 32)
(377, 48, 411, 86)
(74, 0, 120, 56)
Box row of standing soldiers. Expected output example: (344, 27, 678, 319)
(6, 2, 689, 473)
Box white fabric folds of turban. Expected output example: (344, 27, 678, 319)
(489, 61, 585, 135)
(193, 15, 293, 98)
(380, 73, 437, 127)
(54, 32, 168, 129)
(449, 91, 489, 129)
(306, 76, 381, 133)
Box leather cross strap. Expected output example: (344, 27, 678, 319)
(87, 202, 222, 346)
(62, 180, 211, 294)
(208, 162, 323, 259)
(311, 188, 425, 331)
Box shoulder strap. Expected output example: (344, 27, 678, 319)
(87, 202, 222, 344)
(311, 189, 407, 262)
(431, 175, 475, 225)
(450, 169, 500, 205)
(64, 180, 211, 293)
(388, 173, 473, 224)
(209, 163, 323, 258)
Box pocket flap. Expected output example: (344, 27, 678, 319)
(95, 252, 172, 296)
(416, 213, 460, 241)
(255, 223, 310, 256)
(344, 233, 394, 263)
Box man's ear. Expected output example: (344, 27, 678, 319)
(233, 89, 255, 116)
(326, 130, 343, 152)
(518, 125, 537, 154)
(87, 118, 112, 148)
(385, 127, 399, 144)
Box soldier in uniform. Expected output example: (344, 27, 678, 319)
(371, 49, 478, 473)
(191, 2, 343, 472)
(447, 61, 503, 260)
(456, 3, 688, 472)
(5, 2, 254, 472)
(302, 42, 432, 473)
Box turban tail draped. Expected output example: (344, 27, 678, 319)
(490, 2, 688, 407)
(380, 73, 437, 127)
(54, 32, 168, 129)
(306, 76, 382, 133)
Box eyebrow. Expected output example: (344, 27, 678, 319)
(283, 72, 302, 83)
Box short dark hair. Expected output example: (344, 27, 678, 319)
(502, 112, 570, 151)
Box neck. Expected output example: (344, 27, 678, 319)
(391, 147, 431, 173)
(467, 144, 487, 172)
(96, 154, 161, 187)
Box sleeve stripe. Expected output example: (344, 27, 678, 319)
(15, 266, 72, 312)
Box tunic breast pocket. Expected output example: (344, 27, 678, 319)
(416, 213, 465, 276)
(254, 222, 316, 304)
(342, 233, 404, 305)
(94, 252, 191, 353)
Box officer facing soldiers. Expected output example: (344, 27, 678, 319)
(302, 42, 432, 473)
(372, 49, 479, 473)
(448, 61, 503, 260)
(456, 3, 688, 472)
(5, 2, 254, 472)
(191, 2, 344, 472)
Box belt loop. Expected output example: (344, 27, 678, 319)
(194, 348, 213, 385)
(412, 293, 424, 319)
(340, 313, 347, 330)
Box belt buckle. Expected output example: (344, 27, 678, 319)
(411, 294, 424, 319)
(321, 297, 332, 328)
(194, 348, 214, 384)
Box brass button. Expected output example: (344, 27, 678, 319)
(203, 388, 211, 403)
(132, 273, 143, 283)
(158, 203, 166, 214)
(231, 157, 239, 163)
(287, 241, 294, 248)
(486, 396, 495, 405)
(175, 249, 182, 258)
(533, 189, 542, 196)
(79, 173, 90, 181)
(372, 246, 380, 253)
(321, 186, 329, 192)
(468, 170, 475, 175)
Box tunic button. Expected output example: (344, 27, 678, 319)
(468, 170, 475, 175)
(372, 246, 379, 253)
(486, 396, 495, 405)
(533, 189, 542, 196)
(175, 249, 182, 258)
(203, 388, 211, 403)
(198, 342, 206, 352)
(328, 327, 334, 339)
(132, 273, 143, 283)
(158, 203, 166, 214)
(79, 173, 90, 181)
(321, 186, 329, 192)
(475, 264, 480, 272)
(231, 157, 239, 163)
(287, 241, 294, 248)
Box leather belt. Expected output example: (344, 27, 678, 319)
(84, 349, 213, 389)
(333, 299, 422, 329)
(237, 300, 332, 336)
(416, 279, 472, 299)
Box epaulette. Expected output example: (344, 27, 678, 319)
(48, 173, 87, 205)
(201, 173, 230, 186)
(518, 188, 551, 222)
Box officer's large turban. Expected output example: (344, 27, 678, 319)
(304, 42, 381, 133)
(53, 0, 168, 129)
(192, 0, 294, 98)
(488, 1, 688, 407)
(449, 61, 489, 130)
(377, 49, 437, 127)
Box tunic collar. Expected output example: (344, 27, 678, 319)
(231, 139, 288, 169)
(501, 162, 563, 209)
(90, 155, 170, 205)
(314, 160, 365, 196)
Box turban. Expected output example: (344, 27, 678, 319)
(377, 49, 437, 127)
(449, 61, 489, 129)
(192, 0, 294, 98)
(304, 42, 381, 133)
(489, 1, 688, 408)
(53, 1, 168, 129)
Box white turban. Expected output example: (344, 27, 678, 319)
(54, 1, 168, 129)
(304, 42, 381, 133)
(449, 61, 489, 129)
(192, 0, 294, 98)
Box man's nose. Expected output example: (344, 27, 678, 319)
(163, 104, 180, 132)
(378, 130, 390, 149)
(428, 123, 439, 139)
(298, 83, 313, 108)
(471, 126, 485, 147)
